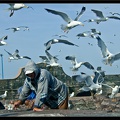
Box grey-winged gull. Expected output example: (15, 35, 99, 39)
(45, 6, 86, 33)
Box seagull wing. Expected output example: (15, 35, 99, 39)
(114, 53, 120, 61)
(57, 39, 79, 47)
(91, 9, 104, 18)
(102, 83, 113, 89)
(91, 29, 96, 33)
(39, 56, 49, 61)
(4, 49, 12, 56)
(74, 6, 86, 21)
(65, 55, 76, 65)
(22, 56, 31, 59)
(82, 62, 94, 70)
(72, 74, 86, 83)
(92, 71, 101, 84)
(45, 8, 72, 23)
(44, 40, 52, 50)
(45, 50, 58, 63)
(107, 16, 120, 20)
(96, 36, 111, 58)
(0, 35, 8, 41)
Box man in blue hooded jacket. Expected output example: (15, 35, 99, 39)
(13, 60, 68, 111)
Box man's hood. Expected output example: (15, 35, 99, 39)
(24, 60, 39, 78)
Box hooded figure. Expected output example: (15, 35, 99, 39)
(13, 60, 68, 111)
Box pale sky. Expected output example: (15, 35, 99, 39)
(0, 3, 120, 79)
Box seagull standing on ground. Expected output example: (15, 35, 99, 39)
(96, 36, 120, 66)
(4, 49, 31, 62)
(0, 35, 8, 46)
(5, 3, 34, 17)
(44, 39, 79, 51)
(45, 6, 86, 33)
(0, 91, 7, 99)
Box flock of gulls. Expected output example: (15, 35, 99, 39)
(0, 3, 120, 105)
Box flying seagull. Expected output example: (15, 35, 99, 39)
(0, 35, 8, 46)
(102, 84, 120, 99)
(4, 49, 31, 62)
(72, 71, 104, 98)
(45, 6, 86, 33)
(44, 39, 79, 51)
(45, 50, 61, 67)
(65, 55, 94, 72)
(76, 29, 101, 39)
(76, 31, 91, 39)
(6, 26, 29, 32)
(39, 55, 50, 63)
(96, 36, 120, 66)
(85, 9, 120, 24)
(5, 3, 34, 17)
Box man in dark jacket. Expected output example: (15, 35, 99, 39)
(13, 60, 68, 111)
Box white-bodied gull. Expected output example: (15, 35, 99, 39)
(5, 3, 34, 17)
(96, 36, 120, 66)
(65, 55, 94, 72)
(0, 35, 8, 46)
(102, 84, 120, 99)
(85, 9, 120, 24)
(45, 6, 86, 33)
(76, 28, 101, 39)
(0, 91, 7, 99)
(44, 39, 79, 51)
(6, 26, 29, 32)
(45, 50, 61, 67)
(4, 49, 31, 62)
(72, 71, 104, 98)
(39, 55, 50, 64)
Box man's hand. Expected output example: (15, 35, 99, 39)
(13, 100, 22, 110)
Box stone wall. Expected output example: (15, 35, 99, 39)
(0, 62, 120, 99)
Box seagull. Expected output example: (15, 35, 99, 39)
(0, 35, 8, 46)
(17, 26, 29, 31)
(6, 27, 21, 32)
(76, 31, 91, 39)
(6, 26, 29, 32)
(4, 49, 31, 62)
(86, 9, 120, 24)
(76, 29, 101, 39)
(39, 55, 50, 63)
(44, 39, 79, 51)
(45, 50, 61, 67)
(90, 29, 101, 38)
(96, 36, 120, 66)
(5, 3, 34, 17)
(45, 6, 86, 33)
(65, 55, 94, 72)
(94, 66, 106, 79)
(69, 92, 75, 97)
(102, 84, 120, 99)
(0, 91, 7, 99)
(72, 71, 104, 98)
